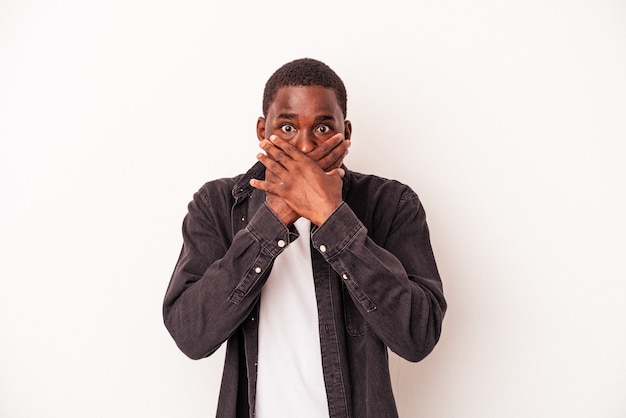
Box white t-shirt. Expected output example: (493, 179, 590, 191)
(255, 218, 329, 417)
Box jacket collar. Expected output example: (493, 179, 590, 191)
(232, 162, 265, 200)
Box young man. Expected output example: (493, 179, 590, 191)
(163, 58, 446, 417)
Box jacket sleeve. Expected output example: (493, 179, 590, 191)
(163, 186, 290, 360)
(310, 191, 446, 362)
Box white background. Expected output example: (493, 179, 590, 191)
(1, 0, 625, 417)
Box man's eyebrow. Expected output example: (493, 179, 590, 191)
(276, 114, 336, 121)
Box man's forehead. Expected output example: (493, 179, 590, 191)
(270, 85, 341, 115)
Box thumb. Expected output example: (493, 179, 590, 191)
(326, 167, 346, 178)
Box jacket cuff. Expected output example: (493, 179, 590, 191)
(311, 202, 365, 259)
(246, 203, 292, 257)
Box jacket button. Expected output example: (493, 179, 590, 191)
(319, 245, 327, 253)
(254, 267, 261, 273)
(277, 239, 286, 248)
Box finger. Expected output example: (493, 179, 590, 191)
(316, 139, 350, 171)
(265, 135, 307, 162)
(307, 133, 345, 162)
(258, 138, 297, 168)
(249, 178, 277, 195)
(326, 167, 346, 178)
(256, 152, 288, 177)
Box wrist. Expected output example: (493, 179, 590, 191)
(311, 200, 343, 227)
(267, 200, 299, 226)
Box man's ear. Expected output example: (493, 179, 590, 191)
(256, 117, 266, 141)
(344, 120, 352, 141)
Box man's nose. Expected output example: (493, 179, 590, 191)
(292, 131, 317, 154)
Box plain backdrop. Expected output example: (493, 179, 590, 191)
(1, 0, 625, 417)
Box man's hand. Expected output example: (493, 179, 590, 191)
(307, 133, 350, 172)
(264, 170, 300, 226)
(251, 134, 349, 226)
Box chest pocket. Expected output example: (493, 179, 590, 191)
(342, 283, 368, 336)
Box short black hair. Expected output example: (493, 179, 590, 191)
(262, 58, 347, 118)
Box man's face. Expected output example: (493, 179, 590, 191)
(257, 85, 351, 154)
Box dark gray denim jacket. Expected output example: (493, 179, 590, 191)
(163, 162, 446, 418)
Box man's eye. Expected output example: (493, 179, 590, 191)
(280, 124, 295, 133)
(316, 124, 331, 134)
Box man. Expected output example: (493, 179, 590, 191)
(163, 58, 446, 417)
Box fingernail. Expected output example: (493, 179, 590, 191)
(269, 135, 277, 142)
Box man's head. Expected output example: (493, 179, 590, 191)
(262, 58, 347, 119)
(257, 58, 352, 157)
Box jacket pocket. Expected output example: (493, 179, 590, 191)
(342, 283, 368, 336)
